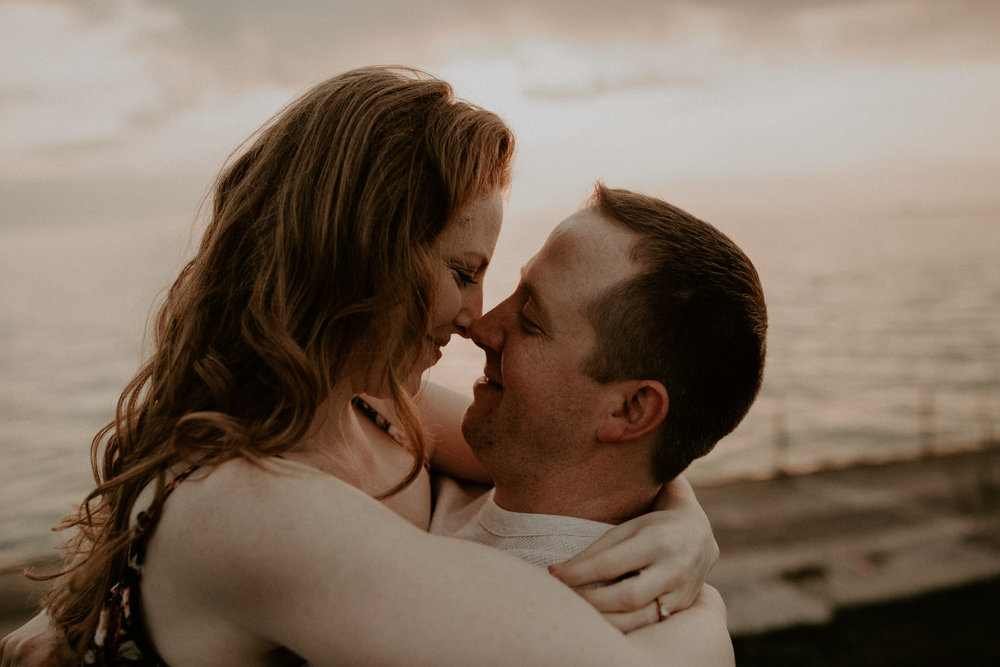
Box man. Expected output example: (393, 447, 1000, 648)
(431, 183, 767, 609)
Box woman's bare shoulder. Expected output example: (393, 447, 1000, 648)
(144, 457, 394, 582)
(143, 457, 413, 620)
(159, 456, 386, 533)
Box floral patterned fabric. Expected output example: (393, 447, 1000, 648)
(351, 395, 428, 466)
(83, 465, 199, 666)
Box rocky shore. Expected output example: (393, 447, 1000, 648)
(698, 445, 1000, 636)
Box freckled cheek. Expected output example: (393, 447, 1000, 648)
(502, 352, 555, 402)
(431, 278, 462, 328)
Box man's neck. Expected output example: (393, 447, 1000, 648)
(491, 471, 661, 525)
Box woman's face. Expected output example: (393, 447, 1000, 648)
(420, 189, 504, 377)
(357, 189, 503, 398)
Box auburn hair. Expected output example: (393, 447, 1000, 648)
(41, 66, 514, 654)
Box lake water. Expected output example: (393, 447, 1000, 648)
(2, 205, 998, 567)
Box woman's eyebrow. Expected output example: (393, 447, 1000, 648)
(451, 251, 490, 271)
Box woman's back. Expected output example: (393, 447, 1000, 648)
(131, 456, 659, 666)
(129, 395, 435, 663)
(131, 459, 310, 665)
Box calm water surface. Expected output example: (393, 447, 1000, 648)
(2, 208, 998, 566)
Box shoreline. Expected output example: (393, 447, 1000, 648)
(696, 445, 1000, 635)
(4, 446, 999, 641)
(691, 439, 999, 488)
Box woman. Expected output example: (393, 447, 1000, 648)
(4, 67, 727, 665)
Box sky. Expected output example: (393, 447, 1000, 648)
(3, 0, 998, 227)
(2, 0, 999, 350)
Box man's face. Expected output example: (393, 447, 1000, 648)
(461, 207, 639, 482)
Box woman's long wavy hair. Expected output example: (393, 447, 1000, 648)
(41, 66, 514, 654)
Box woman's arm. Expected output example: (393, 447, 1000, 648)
(416, 381, 719, 627)
(627, 585, 734, 666)
(158, 458, 722, 665)
(2, 462, 728, 665)
(549, 475, 719, 626)
(0, 609, 74, 667)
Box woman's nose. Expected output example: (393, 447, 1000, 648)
(454, 286, 484, 338)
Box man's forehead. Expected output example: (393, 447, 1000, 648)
(525, 210, 597, 270)
(520, 207, 638, 311)
(540, 208, 634, 266)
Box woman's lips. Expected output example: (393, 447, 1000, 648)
(428, 336, 450, 361)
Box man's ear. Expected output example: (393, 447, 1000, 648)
(596, 380, 669, 443)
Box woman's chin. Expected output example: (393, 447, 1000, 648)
(404, 363, 436, 397)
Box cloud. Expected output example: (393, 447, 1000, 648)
(523, 70, 701, 100)
(12, 1, 999, 108)
(0, 1, 173, 166)
(36, 1, 1000, 96)
(2, 0, 998, 226)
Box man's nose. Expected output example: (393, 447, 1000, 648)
(467, 302, 503, 352)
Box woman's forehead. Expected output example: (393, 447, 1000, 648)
(436, 190, 503, 257)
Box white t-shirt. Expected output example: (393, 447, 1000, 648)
(429, 476, 613, 569)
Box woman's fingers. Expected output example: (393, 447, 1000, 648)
(549, 511, 716, 614)
(548, 479, 720, 620)
(569, 562, 697, 615)
(547, 526, 641, 588)
(600, 599, 663, 633)
(549, 515, 687, 589)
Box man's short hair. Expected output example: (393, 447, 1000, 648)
(584, 184, 767, 482)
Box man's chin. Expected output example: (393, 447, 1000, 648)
(460, 423, 491, 456)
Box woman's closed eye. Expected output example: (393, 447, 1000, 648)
(449, 264, 479, 288)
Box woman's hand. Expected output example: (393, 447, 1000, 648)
(1, 610, 75, 667)
(547, 475, 718, 632)
(627, 585, 734, 665)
